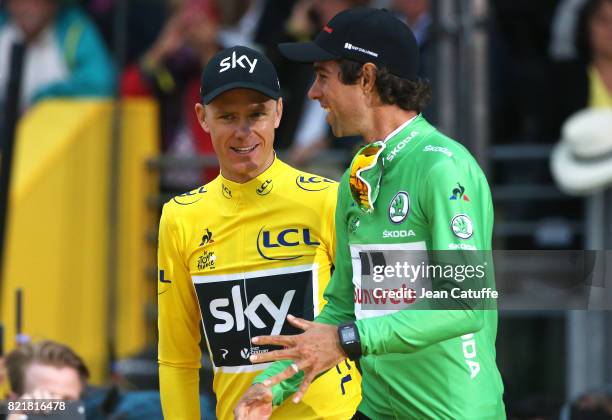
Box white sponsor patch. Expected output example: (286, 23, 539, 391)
(219, 51, 258, 73)
(451, 214, 474, 239)
(344, 42, 379, 57)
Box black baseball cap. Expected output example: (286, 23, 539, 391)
(279, 8, 419, 81)
(200, 45, 281, 104)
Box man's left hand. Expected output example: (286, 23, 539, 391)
(249, 315, 346, 403)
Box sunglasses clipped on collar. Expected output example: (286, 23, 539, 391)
(349, 141, 386, 213)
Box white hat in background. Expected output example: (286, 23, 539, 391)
(550, 108, 612, 196)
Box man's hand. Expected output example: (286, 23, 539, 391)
(234, 383, 273, 420)
(249, 315, 346, 403)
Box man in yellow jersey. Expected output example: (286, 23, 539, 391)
(157, 45, 361, 420)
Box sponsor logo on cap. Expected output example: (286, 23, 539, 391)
(344, 42, 379, 58)
(219, 51, 258, 74)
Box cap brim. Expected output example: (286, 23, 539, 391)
(278, 41, 339, 63)
(550, 141, 612, 196)
(202, 82, 279, 104)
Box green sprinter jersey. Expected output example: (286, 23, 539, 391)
(256, 115, 505, 419)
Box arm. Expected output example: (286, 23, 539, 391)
(33, 10, 115, 102)
(316, 173, 356, 325)
(356, 158, 490, 355)
(158, 203, 202, 419)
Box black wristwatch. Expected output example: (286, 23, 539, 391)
(337, 322, 362, 360)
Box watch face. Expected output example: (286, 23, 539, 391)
(341, 327, 357, 342)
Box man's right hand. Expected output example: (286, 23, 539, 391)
(234, 383, 273, 420)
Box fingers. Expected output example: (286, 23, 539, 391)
(251, 334, 294, 347)
(234, 384, 272, 420)
(250, 347, 296, 364)
(292, 372, 316, 403)
(286, 314, 315, 330)
(262, 362, 304, 387)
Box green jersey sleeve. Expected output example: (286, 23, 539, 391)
(316, 171, 357, 326)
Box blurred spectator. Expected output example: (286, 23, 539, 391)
(507, 395, 563, 420)
(543, 0, 612, 140)
(549, 0, 588, 60)
(259, 0, 368, 169)
(2, 340, 174, 419)
(569, 392, 612, 419)
(121, 0, 221, 189)
(390, 0, 436, 123)
(0, 0, 115, 113)
(4, 340, 87, 402)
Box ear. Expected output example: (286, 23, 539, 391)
(274, 97, 283, 129)
(360, 63, 377, 95)
(194, 103, 210, 133)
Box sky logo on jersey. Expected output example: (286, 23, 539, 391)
(256, 179, 273, 196)
(295, 175, 334, 191)
(199, 229, 214, 246)
(257, 227, 320, 260)
(449, 183, 470, 201)
(210, 285, 295, 334)
(389, 192, 410, 224)
(195, 268, 314, 368)
(451, 214, 474, 239)
(173, 186, 207, 205)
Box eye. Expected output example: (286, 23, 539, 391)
(251, 112, 265, 118)
(219, 114, 234, 121)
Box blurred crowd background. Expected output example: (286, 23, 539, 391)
(0, 0, 611, 418)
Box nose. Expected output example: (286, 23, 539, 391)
(308, 78, 321, 101)
(234, 119, 251, 140)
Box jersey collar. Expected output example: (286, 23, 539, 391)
(217, 154, 283, 200)
(382, 114, 436, 165)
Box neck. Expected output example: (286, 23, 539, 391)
(221, 153, 275, 184)
(362, 105, 418, 143)
(593, 56, 612, 92)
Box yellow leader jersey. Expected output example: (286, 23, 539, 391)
(158, 157, 361, 420)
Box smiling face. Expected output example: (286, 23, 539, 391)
(308, 60, 366, 138)
(196, 89, 282, 183)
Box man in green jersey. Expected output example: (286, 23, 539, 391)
(235, 7, 505, 420)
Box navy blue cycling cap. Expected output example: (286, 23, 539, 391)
(200, 45, 281, 104)
(279, 7, 419, 81)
